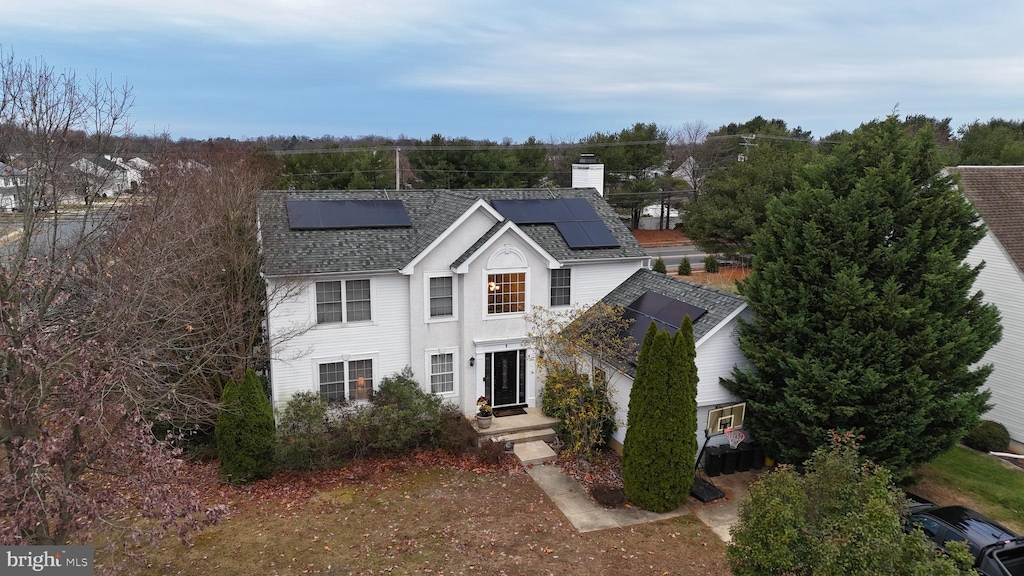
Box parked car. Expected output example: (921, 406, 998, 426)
(13, 201, 50, 212)
(908, 503, 1024, 575)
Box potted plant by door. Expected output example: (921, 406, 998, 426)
(476, 396, 494, 429)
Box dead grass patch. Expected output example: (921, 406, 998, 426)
(115, 456, 729, 575)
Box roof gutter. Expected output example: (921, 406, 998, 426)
(262, 268, 400, 280)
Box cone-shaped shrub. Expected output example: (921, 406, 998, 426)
(623, 323, 680, 512)
(216, 369, 276, 484)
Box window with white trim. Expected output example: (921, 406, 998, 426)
(346, 279, 371, 322)
(429, 276, 453, 318)
(315, 279, 371, 324)
(487, 272, 526, 314)
(550, 268, 571, 307)
(429, 353, 454, 394)
(319, 359, 374, 402)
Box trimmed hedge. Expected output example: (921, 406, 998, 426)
(963, 420, 1010, 453)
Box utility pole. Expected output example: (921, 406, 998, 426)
(395, 147, 400, 190)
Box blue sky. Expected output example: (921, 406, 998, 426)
(7, 1, 1024, 142)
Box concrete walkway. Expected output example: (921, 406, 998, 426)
(525, 461, 761, 539)
(525, 463, 690, 533)
(684, 471, 761, 543)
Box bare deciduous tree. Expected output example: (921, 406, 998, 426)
(0, 52, 222, 553)
(667, 121, 732, 201)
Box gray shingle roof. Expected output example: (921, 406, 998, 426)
(259, 188, 647, 277)
(602, 268, 747, 344)
(947, 166, 1024, 274)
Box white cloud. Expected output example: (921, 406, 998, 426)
(11, 0, 465, 43)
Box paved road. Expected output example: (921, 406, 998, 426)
(645, 244, 709, 269)
(0, 208, 114, 256)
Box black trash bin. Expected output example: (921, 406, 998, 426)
(750, 444, 765, 470)
(736, 442, 754, 472)
(721, 446, 739, 475)
(705, 446, 724, 477)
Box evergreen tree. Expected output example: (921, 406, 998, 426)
(216, 369, 276, 484)
(677, 258, 691, 275)
(623, 320, 694, 513)
(652, 257, 667, 273)
(670, 316, 699, 498)
(726, 116, 1002, 479)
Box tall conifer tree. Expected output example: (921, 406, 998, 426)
(727, 116, 1001, 478)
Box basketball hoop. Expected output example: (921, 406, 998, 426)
(724, 427, 745, 450)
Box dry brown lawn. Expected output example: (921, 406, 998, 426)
(117, 455, 730, 575)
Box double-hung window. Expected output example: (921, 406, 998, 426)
(429, 276, 453, 318)
(550, 269, 571, 307)
(319, 359, 374, 402)
(315, 279, 371, 324)
(429, 353, 454, 394)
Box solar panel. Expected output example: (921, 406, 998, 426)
(555, 221, 620, 249)
(491, 198, 619, 249)
(564, 198, 600, 220)
(286, 200, 411, 230)
(577, 220, 620, 248)
(625, 290, 706, 333)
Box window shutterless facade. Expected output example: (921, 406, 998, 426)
(319, 359, 374, 402)
(429, 276, 454, 318)
(429, 353, 454, 394)
(550, 268, 571, 307)
(487, 272, 526, 314)
(315, 279, 371, 324)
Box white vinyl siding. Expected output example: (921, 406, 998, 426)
(966, 232, 1024, 443)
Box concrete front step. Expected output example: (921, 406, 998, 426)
(479, 427, 557, 446)
(513, 440, 557, 465)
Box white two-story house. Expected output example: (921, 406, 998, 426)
(258, 188, 650, 415)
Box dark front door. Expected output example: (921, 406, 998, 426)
(490, 350, 521, 408)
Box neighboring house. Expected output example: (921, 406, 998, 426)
(600, 268, 751, 456)
(948, 166, 1024, 449)
(258, 188, 651, 416)
(0, 161, 28, 211)
(71, 155, 148, 197)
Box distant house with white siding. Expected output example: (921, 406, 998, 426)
(0, 161, 28, 211)
(257, 188, 653, 416)
(948, 166, 1024, 449)
(599, 269, 751, 455)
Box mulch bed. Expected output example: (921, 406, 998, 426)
(556, 446, 624, 490)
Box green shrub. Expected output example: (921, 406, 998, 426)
(652, 257, 667, 274)
(275, 391, 339, 470)
(703, 255, 719, 273)
(216, 369, 276, 484)
(277, 368, 475, 469)
(677, 258, 691, 275)
(327, 368, 446, 458)
(962, 420, 1010, 453)
(542, 366, 616, 459)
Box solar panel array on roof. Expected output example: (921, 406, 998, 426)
(286, 200, 411, 230)
(490, 198, 619, 249)
(622, 290, 707, 343)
